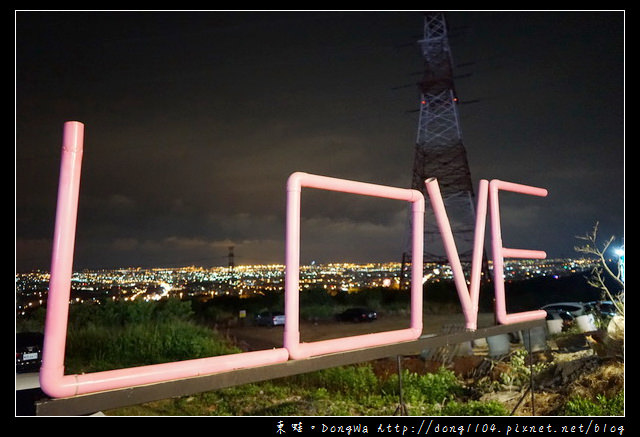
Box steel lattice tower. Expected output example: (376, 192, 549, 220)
(403, 12, 479, 280)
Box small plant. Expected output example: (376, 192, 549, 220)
(575, 222, 624, 356)
(564, 391, 624, 416)
(440, 399, 509, 416)
(290, 364, 380, 398)
(381, 367, 463, 405)
(502, 349, 549, 388)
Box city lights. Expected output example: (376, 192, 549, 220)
(16, 258, 598, 316)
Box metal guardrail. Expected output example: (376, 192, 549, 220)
(34, 319, 545, 416)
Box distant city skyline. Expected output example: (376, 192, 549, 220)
(16, 257, 602, 317)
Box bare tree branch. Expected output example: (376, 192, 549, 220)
(574, 222, 624, 316)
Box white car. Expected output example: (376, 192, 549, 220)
(254, 311, 285, 327)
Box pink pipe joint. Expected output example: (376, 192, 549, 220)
(39, 122, 289, 398)
(284, 172, 424, 360)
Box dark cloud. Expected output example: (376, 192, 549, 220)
(16, 11, 624, 270)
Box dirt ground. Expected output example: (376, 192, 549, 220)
(222, 312, 624, 416)
(482, 349, 624, 416)
(222, 312, 497, 351)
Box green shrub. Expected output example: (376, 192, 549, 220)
(68, 298, 194, 327)
(291, 364, 379, 397)
(440, 400, 509, 416)
(382, 367, 463, 405)
(500, 349, 550, 388)
(64, 299, 240, 373)
(564, 391, 624, 416)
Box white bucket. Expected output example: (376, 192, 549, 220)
(576, 314, 597, 332)
(522, 326, 548, 352)
(472, 337, 488, 348)
(455, 341, 473, 356)
(486, 334, 511, 357)
(546, 319, 563, 335)
(607, 315, 624, 342)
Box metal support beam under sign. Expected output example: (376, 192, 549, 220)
(35, 319, 545, 416)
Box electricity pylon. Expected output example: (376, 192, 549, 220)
(401, 12, 482, 288)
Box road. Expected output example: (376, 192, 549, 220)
(225, 312, 498, 351)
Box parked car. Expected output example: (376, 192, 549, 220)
(584, 300, 619, 319)
(336, 308, 377, 323)
(254, 311, 285, 327)
(16, 332, 44, 373)
(541, 302, 590, 332)
(544, 308, 575, 330)
(596, 301, 618, 318)
(541, 302, 586, 317)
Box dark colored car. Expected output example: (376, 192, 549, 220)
(254, 311, 285, 327)
(544, 309, 574, 322)
(585, 300, 618, 319)
(597, 301, 618, 318)
(16, 332, 44, 373)
(336, 308, 377, 323)
(544, 308, 575, 332)
(541, 302, 586, 317)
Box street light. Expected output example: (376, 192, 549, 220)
(614, 246, 624, 284)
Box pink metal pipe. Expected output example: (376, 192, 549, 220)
(424, 177, 488, 330)
(40, 122, 288, 398)
(469, 179, 489, 320)
(489, 179, 548, 325)
(40, 121, 85, 396)
(284, 172, 424, 360)
(43, 349, 289, 398)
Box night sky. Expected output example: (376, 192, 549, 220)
(15, 11, 624, 271)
